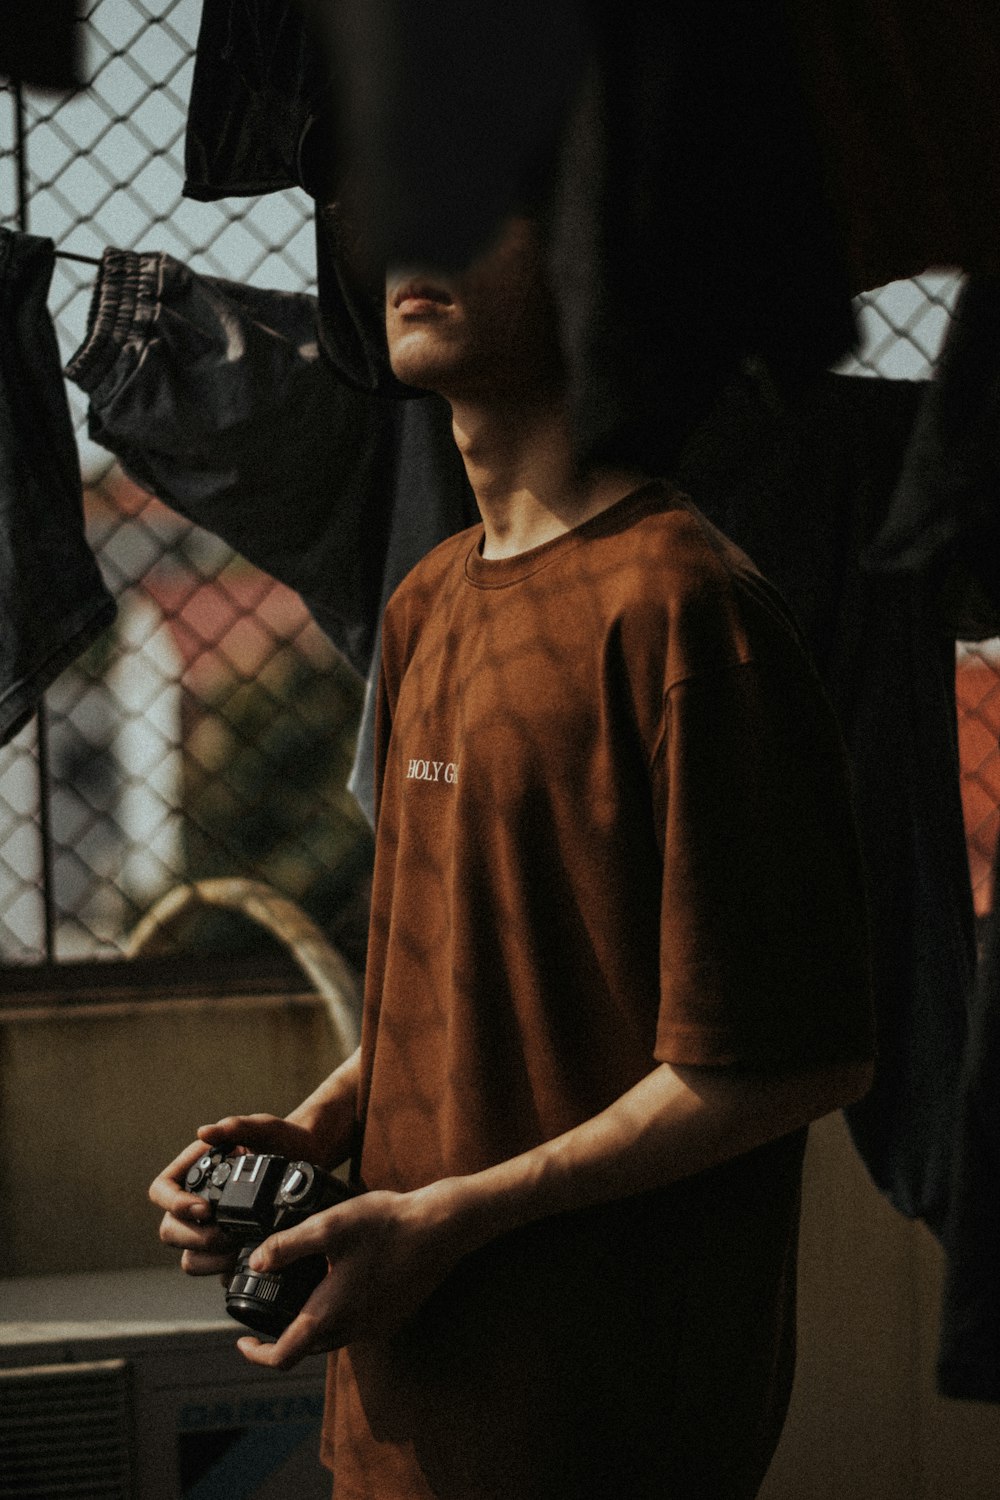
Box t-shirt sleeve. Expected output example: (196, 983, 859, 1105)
(653, 657, 875, 1070)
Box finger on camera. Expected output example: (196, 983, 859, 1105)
(149, 1140, 215, 1212)
(159, 1211, 228, 1254)
(149, 1175, 212, 1222)
(180, 1247, 236, 1277)
(197, 1114, 284, 1151)
(249, 1217, 324, 1274)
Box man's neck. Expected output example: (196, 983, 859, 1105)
(450, 397, 649, 560)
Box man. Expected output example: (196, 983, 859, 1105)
(152, 217, 874, 1498)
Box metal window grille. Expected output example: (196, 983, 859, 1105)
(0, 3, 996, 969)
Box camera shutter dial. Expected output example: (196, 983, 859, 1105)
(277, 1161, 316, 1207)
(185, 1150, 223, 1192)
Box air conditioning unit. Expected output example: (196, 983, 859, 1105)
(0, 1267, 331, 1499)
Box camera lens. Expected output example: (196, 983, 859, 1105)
(225, 1245, 329, 1338)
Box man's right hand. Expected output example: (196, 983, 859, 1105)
(149, 1113, 325, 1276)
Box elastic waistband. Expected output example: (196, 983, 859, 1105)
(64, 248, 164, 393)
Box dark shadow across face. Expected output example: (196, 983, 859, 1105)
(384, 217, 563, 405)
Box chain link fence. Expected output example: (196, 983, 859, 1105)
(0, 1, 997, 966)
(0, 0, 372, 968)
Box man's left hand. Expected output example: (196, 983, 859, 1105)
(234, 1184, 466, 1369)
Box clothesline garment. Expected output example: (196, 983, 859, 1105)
(0, 228, 115, 745)
(180, 0, 1000, 463)
(62, 248, 475, 807)
(785, 0, 1000, 291)
(865, 275, 1000, 641)
(66, 247, 399, 679)
(856, 272, 1000, 1398)
(680, 370, 975, 1241)
(0, 0, 82, 90)
(938, 839, 1000, 1400)
(180, 0, 858, 475)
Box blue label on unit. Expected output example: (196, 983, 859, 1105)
(178, 1392, 325, 1430)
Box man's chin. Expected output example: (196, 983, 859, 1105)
(387, 352, 468, 401)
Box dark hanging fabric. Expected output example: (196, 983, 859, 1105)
(65, 248, 395, 678)
(182, 0, 340, 202)
(938, 841, 1000, 1401)
(313, 200, 419, 400)
(325, 0, 858, 473)
(865, 276, 1000, 641)
(64, 251, 476, 823)
(181, 0, 858, 468)
(785, 0, 1000, 292)
(544, 0, 857, 475)
(347, 393, 474, 819)
(896, 277, 1000, 1396)
(0, 0, 82, 90)
(330, 0, 587, 274)
(679, 370, 975, 1239)
(179, 0, 1000, 467)
(180, 0, 1000, 299)
(0, 228, 115, 744)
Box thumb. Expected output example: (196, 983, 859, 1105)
(249, 1209, 341, 1273)
(247, 1224, 307, 1274)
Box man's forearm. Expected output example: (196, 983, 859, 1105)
(427, 1056, 873, 1264)
(236, 1054, 872, 1366)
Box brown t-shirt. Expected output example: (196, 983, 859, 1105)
(325, 483, 873, 1498)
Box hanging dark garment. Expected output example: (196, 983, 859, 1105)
(0, 0, 82, 90)
(0, 228, 115, 744)
(679, 370, 975, 1239)
(180, 0, 1000, 465)
(182, 0, 340, 202)
(871, 278, 1000, 1398)
(182, 1, 446, 400)
(938, 842, 1000, 1400)
(313, 200, 420, 400)
(786, 0, 1000, 291)
(65, 248, 394, 678)
(330, 0, 587, 274)
(326, 0, 859, 473)
(65, 251, 475, 822)
(347, 393, 475, 820)
(866, 275, 1000, 641)
(181, 0, 857, 469)
(543, 1, 857, 475)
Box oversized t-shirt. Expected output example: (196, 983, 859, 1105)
(325, 483, 874, 1499)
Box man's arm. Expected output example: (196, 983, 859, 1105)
(236, 1052, 873, 1368)
(148, 1046, 362, 1275)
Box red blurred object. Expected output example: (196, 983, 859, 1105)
(956, 653, 1000, 916)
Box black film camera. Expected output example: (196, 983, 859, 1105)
(185, 1147, 357, 1338)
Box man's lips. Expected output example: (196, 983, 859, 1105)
(392, 280, 453, 313)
